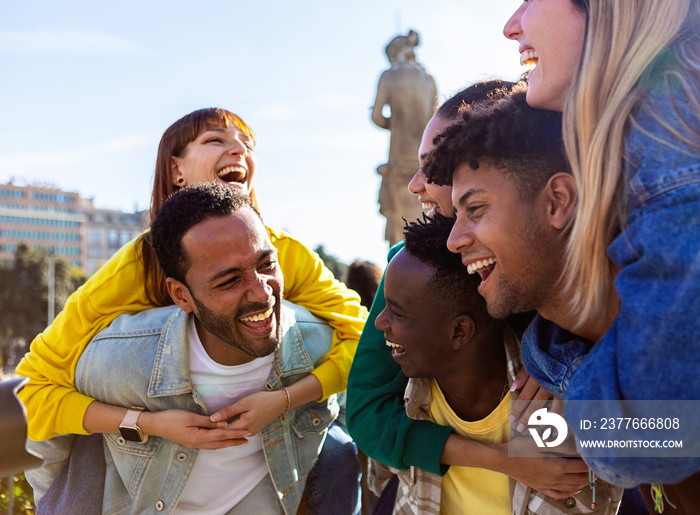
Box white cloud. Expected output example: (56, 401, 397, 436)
(0, 29, 147, 55)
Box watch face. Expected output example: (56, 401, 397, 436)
(119, 426, 145, 442)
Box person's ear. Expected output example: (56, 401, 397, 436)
(452, 314, 475, 351)
(167, 277, 195, 313)
(171, 157, 186, 188)
(545, 173, 577, 230)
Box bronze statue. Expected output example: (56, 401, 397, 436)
(372, 30, 437, 245)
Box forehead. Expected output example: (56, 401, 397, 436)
(197, 124, 252, 141)
(181, 208, 272, 275)
(452, 160, 518, 201)
(386, 250, 433, 298)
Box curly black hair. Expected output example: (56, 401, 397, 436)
(435, 79, 517, 121)
(150, 182, 261, 284)
(402, 214, 491, 328)
(424, 85, 567, 199)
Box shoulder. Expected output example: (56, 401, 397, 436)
(267, 226, 317, 261)
(387, 241, 405, 262)
(91, 305, 182, 341)
(626, 82, 700, 209)
(279, 301, 333, 365)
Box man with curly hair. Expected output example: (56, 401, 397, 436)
(368, 214, 621, 514)
(423, 85, 575, 327)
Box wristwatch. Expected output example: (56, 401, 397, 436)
(119, 407, 148, 443)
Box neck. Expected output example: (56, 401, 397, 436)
(193, 317, 254, 366)
(538, 282, 620, 343)
(436, 327, 507, 422)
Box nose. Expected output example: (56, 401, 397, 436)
(375, 306, 390, 332)
(408, 169, 426, 195)
(227, 137, 248, 156)
(246, 273, 273, 303)
(504, 2, 526, 41)
(446, 216, 475, 255)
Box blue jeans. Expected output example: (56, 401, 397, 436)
(304, 422, 362, 515)
(37, 424, 362, 514)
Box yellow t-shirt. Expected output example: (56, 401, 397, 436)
(429, 380, 512, 515)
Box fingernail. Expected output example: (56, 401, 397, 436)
(510, 380, 519, 392)
(244, 433, 252, 438)
(210, 413, 221, 422)
(509, 415, 516, 422)
(576, 489, 582, 495)
(517, 423, 525, 433)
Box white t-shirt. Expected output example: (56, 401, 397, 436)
(172, 315, 275, 514)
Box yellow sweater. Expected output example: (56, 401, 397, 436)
(16, 226, 367, 440)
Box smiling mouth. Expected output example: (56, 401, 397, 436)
(467, 257, 497, 282)
(239, 306, 274, 333)
(520, 49, 538, 66)
(217, 165, 247, 184)
(386, 340, 406, 356)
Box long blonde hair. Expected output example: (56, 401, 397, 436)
(563, 0, 700, 333)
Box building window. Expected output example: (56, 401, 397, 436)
(108, 229, 119, 247)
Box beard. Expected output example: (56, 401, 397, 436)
(191, 293, 282, 359)
(486, 213, 555, 319)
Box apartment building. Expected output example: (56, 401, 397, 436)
(0, 181, 146, 274)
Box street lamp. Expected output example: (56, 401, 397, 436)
(48, 247, 55, 324)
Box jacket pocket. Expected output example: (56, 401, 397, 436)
(104, 432, 162, 456)
(291, 402, 335, 438)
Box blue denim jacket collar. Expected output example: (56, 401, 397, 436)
(521, 314, 595, 400)
(148, 304, 315, 401)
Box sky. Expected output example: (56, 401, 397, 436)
(0, 0, 524, 268)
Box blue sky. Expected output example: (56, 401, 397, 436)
(0, 0, 524, 267)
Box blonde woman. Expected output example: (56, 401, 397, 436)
(505, 0, 700, 511)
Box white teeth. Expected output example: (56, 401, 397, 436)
(240, 307, 273, 322)
(467, 257, 497, 275)
(421, 202, 434, 210)
(520, 49, 538, 66)
(218, 165, 247, 180)
(386, 341, 402, 349)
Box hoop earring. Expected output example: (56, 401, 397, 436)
(174, 177, 185, 187)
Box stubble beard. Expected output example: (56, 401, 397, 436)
(192, 294, 282, 358)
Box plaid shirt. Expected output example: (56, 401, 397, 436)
(368, 326, 623, 514)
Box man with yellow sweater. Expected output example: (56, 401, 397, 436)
(368, 215, 621, 514)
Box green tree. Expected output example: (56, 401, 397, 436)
(314, 245, 347, 281)
(0, 474, 34, 515)
(0, 244, 87, 370)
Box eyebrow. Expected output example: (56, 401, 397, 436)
(201, 127, 252, 141)
(208, 248, 275, 283)
(456, 188, 487, 208)
(385, 296, 406, 314)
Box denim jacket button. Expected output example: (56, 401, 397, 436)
(564, 497, 576, 508)
(117, 436, 126, 446)
(155, 500, 165, 511)
(176, 452, 187, 462)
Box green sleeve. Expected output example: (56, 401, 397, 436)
(346, 242, 452, 476)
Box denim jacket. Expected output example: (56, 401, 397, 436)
(27, 301, 338, 515)
(522, 75, 700, 487)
